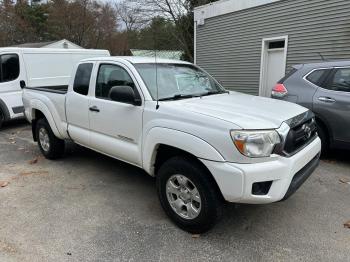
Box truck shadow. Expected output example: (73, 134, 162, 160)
(0, 119, 28, 131)
(322, 149, 350, 164)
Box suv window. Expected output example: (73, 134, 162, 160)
(327, 68, 350, 92)
(0, 54, 20, 83)
(96, 64, 136, 100)
(305, 69, 329, 86)
(73, 63, 93, 96)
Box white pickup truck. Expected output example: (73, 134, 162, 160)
(23, 57, 321, 233)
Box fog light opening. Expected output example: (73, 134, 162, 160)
(252, 181, 273, 195)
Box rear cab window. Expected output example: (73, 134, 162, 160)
(73, 63, 93, 95)
(0, 54, 20, 83)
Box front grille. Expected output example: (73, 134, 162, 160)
(284, 118, 317, 155)
(274, 111, 317, 157)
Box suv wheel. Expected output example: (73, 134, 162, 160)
(156, 156, 223, 234)
(36, 118, 65, 159)
(316, 123, 329, 155)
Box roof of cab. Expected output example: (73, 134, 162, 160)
(81, 56, 191, 65)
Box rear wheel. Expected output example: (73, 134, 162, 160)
(36, 118, 65, 159)
(156, 156, 223, 234)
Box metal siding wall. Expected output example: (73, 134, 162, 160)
(196, 0, 350, 95)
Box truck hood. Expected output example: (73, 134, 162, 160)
(173, 92, 307, 129)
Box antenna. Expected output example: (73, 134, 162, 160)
(153, 27, 160, 110)
(316, 52, 327, 61)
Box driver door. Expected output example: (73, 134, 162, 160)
(88, 62, 144, 166)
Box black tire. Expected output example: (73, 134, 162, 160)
(156, 156, 223, 234)
(316, 123, 329, 156)
(36, 118, 65, 159)
(0, 108, 4, 129)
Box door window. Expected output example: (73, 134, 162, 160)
(0, 54, 20, 83)
(327, 68, 350, 92)
(95, 64, 136, 100)
(73, 63, 93, 96)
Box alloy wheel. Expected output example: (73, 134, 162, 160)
(166, 174, 202, 220)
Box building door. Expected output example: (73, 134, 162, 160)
(259, 36, 288, 97)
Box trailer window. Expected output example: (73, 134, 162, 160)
(73, 63, 93, 96)
(0, 54, 20, 83)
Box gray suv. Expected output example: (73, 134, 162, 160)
(271, 61, 350, 152)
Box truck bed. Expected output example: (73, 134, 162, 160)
(22, 87, 69, 139)
(25, 85, 68, 94)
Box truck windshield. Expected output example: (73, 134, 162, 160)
(134, 63, 226, 100)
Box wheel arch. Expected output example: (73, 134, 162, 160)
(314, 114, 332, 144)
(0, 98, 11, 121)
(143, 127, 225, 176)
(30, 104, 62, 141)
(153, 144, 225, 202)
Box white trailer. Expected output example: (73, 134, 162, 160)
(0, 48, 110, 127)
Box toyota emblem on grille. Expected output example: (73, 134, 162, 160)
(302, 124, 312, 139)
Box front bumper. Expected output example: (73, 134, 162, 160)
(201, 137, 321, 204)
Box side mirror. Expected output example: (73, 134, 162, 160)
(20, 80, 26, 89)
(109, 86, 141, 106)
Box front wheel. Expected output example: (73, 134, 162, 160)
(156, 156, 223, 234)
(36, 118, 65, 159)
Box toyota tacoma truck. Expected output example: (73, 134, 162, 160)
(22, 57, 321, 233)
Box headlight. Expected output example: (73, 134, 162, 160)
(230, 130, 281, 158)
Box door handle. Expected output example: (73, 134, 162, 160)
(318, 97, 336, 103)
(89, 106, 100, 112)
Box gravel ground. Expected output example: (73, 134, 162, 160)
(0, 121, 349, 262)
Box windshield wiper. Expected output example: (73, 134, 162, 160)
(200, 90, 229, 96)
(158, 94, 197, 101)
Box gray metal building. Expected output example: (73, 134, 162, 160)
(194, 0, 350, 96)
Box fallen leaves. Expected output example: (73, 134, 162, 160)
(339, 178, 350, 185)
(29, 157, 38, 164)
(344, 221, 350, 229)
(9, 137, 16, 144)
(0, 181, 9, 188)
(0, 240, 16, 254)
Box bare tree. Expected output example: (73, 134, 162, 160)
(114, 0, 145, 32)
(127, 0, 194, 61)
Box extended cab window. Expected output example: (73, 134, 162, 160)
(95, 64, 136, 100)
(327, 68, 350, 92)
(73, 63, 93, 96)
(0, 54, 20, 83)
